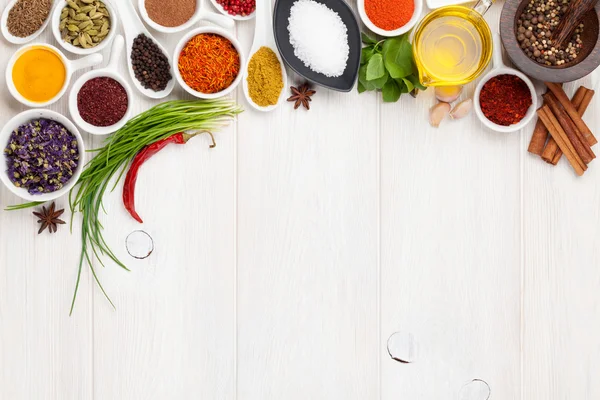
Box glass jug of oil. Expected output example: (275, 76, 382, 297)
(412, 0, 494, 87)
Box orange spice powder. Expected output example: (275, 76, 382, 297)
(178, 33, 240, 94)
(365, 0, 415, 31)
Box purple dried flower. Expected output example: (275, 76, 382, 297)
(3, 118, 80, 195)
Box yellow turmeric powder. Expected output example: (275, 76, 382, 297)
(12, 47, 66, 103)
(247, 47, 284, 107)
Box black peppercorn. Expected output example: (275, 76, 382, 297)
(131, 34, 172, 91)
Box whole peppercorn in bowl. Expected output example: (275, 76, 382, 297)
(500, 0, 600, 82)
(0, 109, 85, 202)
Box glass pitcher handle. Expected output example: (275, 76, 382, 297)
(473, 0, 494, 15)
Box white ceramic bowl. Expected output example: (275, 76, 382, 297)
(174, 26, 245, 99)
(0, 109, 85, 202)
(68, 35, 133, 135)
(138, 0, 234, 33)
(6, 43, 103, 108)
(474, 67, 538, 133)
(357, 0, 422, 37)
(51, 0, 118, 55)
(0, 0, 56, 45)
(209, 0, 255, 21)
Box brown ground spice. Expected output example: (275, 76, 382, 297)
(7, 0, 52, 38)
(145, 0, 196, 28)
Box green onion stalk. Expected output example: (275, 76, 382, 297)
(7, 99, 243, 314)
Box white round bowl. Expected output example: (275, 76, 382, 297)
(1, 0, 56, 45)
(68, 35, 133, 135)
(209, 0, 255, 21)
(0, 109, 85, 202)
(51, 0, 118, 55)
(138, 0, 235, 33)
(474, 67, 538, 133)
(6, 43, 103, 108)
(173, 26, 244, 99)
(357, 0, 422, 37)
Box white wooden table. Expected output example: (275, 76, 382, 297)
(1, 1, 599, 399)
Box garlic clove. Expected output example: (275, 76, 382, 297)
(429, 102, 451, 128)
(450, 99, 473, 120)
(435, 86, 463, 103)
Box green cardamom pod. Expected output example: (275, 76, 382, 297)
(74, 13, 89, 21)
(79, 5, 94, 13)
(73, 37, 80, 46)
(79, 33, 87, 46)
(67, 24, 79, 32)
(68, 8, 76, 18)
(86, 29, 98, 35)
(60, 8, 69, 19)
(67, 0, 79, 10)
(80, 0, 94, 4)
(78, 20, 92, 29)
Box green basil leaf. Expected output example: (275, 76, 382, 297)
(366, 53, 385, 81)
(382, 35, 414, 79)
(405, 75, 427, 91)
(382, 80, 402, 102)
(401, 77, 414, 93)
(357, 81, 366, 93)
(371, 70, 389, 89)
(359, 65, 377, 91)
(361, 32, 377, 45)
(361, 47, 375, 65)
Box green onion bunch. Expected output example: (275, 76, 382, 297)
(9, 99, 243, 314)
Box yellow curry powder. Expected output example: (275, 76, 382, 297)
(247, 47, 284, 107)
(12, 47, 66, 103)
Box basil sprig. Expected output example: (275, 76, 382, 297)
(358, 32, 425, 102)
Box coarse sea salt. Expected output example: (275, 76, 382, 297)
(288, 0, 349, 78)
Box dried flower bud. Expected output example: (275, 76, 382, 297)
(429, 102, 451, 128)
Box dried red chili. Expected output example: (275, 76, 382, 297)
(479, 74, 532, 126)
(122, 131, 216, 223)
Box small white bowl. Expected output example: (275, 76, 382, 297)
(173, 26, 245, 99)
(0, 109, 85, 202)
(474, 34, 538, 133)
(51, 0, 118, 55)
(0, 0, 56, 45)
(6, 43, 103, 108)
(68, 35, 133, 135)
(208, 0, 255, 21)
(138, 0, 234, 33)
(357, 0, 422, 37)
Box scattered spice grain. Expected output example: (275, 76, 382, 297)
(364, 0, 414, 31)
(247, 47, 284, 107)
(479, 74, 532, 126)
(77, 77, 128, 127)
(144, 0, 196, 27)
(178, 33, 240, 94)
(131, 34, 172, 92)
(7, 0, 52, 38)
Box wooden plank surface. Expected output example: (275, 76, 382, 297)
(0, 0, 599, 399)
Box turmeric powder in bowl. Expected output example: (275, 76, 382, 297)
(12, 47, 66, 103)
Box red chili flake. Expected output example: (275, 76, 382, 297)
(479, 74, 532, 126)
(77, 77, 128, 127)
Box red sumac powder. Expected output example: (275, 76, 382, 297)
(479, 74, 532, 126)
(78, 77, 128, 127)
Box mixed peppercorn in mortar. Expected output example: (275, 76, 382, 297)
(4, 119, 79, 195)
(516, 0, 585, 66)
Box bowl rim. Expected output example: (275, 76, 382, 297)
(0, 109, 86, 202)
(51, 0, 118, 55)
(356, 0, 423, 37)
(173, 26, 245, 99)
(473, 67, 539, 133)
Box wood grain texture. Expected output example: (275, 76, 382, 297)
(0, 0, 599, 399)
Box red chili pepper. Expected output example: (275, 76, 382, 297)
(123, 131, 216, 223)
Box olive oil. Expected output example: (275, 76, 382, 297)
(413, 6, 493, 86)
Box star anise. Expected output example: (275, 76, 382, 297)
(33, 202, 66, 234)
(287, 83, 316, 110)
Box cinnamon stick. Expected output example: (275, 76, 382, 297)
(546, 87, 596, 163)
(543, 92, 595, 164)
(545, 82, 594, 142)
(538, 105, 586, 175)
(528, 119, 549, 156)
